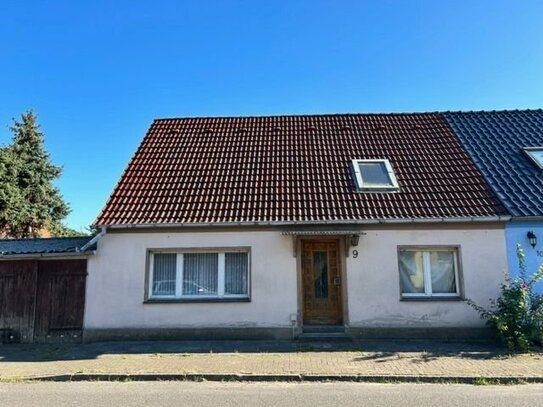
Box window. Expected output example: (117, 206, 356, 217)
(149, 250, 249, 300)
(524, 147, 543, 169)
(352, 159, 399, 191)
(398, 248, 460, 298)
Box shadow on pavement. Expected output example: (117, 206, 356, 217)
(0, 339, 519, 363)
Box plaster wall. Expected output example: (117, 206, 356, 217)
(346, 228, 508, 328)
(85, 227, 508, 331)
(85, 231, 297, 329)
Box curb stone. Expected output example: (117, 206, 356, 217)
(9, 373, 543, 384)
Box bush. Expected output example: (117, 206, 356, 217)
(467, 245, 543, 351)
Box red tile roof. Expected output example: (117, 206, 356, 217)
(95, 113, 506, 226)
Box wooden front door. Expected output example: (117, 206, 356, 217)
(301, 240, 343, 325)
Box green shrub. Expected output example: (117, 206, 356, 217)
(467, 245, 543, 352)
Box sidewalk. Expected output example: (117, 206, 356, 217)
(0, 340, 542, 383)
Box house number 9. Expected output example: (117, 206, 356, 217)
(352, 250, 358, 258)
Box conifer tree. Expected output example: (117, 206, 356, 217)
(0, 111, 70, 238)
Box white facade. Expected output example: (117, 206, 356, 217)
(85, 225, 508, 337)
(346, 227, 507, 328)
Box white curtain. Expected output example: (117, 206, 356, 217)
(429, 252, 456, 293)
(225, 252, 248, 295)
(399, 251, 425, 294)
(183, 253, 218, 295)
(152, 253, 177, 295)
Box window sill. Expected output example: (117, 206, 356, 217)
(400, 296, 463, 302)
(144, 297, 251, 304)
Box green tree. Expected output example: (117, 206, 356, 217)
(0, 111, 70, 238)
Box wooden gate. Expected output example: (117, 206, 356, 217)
(34, 260, 87, 343)
(0, 261, 37, 343)
(0, 259, 87, 344)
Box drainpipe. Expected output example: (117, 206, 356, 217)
(290, 314, 298, 339)
(79, 227, 106, 252)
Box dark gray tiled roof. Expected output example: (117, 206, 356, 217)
(444, 110, 543, 217)
(0, 236, 95, 256)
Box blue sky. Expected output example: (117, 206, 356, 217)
(0, 1, 542, 230)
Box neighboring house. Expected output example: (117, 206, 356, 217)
(445, 110, 543, 292)
(0, 236, 95, 343)
(85, 113, 510, 341)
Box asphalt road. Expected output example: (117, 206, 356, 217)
(0, 382, 542, 406)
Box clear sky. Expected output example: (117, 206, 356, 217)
(0, 1, 542, 230)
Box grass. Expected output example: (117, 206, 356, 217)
(472, 377, 529, 386)
(0, 375, 26, 383)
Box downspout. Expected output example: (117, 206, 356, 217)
(79, 227, 107, 252)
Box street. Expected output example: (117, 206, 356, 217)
(0, 382, 542, 406)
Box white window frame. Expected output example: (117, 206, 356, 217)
(148, 249, 250, 300)
(351, 159, 400, 192)
(399, 247, 461, 299)
(523, 147, 543, 170)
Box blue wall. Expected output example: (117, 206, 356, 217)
(505, 221, 543, 293)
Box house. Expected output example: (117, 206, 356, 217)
(0, 236, 95, 343)
(84, 112, 510, 341)
(444, 110, 543, 292)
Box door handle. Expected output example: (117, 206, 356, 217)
(333, 277, 341, 286)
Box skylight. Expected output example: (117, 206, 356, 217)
(352, 159, 399, 192)
(524, 147, 543, 169)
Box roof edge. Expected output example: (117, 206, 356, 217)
(0, 251, 95, 260)
(510, 216, 543, 222)
(0, 236, 92, 243)
(98, 216, 511, 230)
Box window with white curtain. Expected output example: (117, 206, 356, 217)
(398, 248, 460, 298)
(149, 250, 249, 300)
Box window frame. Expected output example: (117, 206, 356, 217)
(523, 147, 543, 170)
(146, 247, 251, 302)
(351, 159, 400, 192)
(397, 246, 462, 300)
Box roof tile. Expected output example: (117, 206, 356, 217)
(0, 236, 95, 256)
(444, 110, 543, 217)
(96, 113, 506, 225)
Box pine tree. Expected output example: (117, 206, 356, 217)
(0, 111, 70, 238)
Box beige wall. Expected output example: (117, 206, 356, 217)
(85, 231, 297, 329)
(346, 228, 507, 328)
(85, 227, 507, 331)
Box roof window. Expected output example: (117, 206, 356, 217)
(524, 147, 543, 169)
(352, 159, 399, 192)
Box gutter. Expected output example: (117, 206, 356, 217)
(99, 216, 512, 230)
(0, 251, 95, 260)
(79, 227, 107, 252)
(510, 216, 543, 222)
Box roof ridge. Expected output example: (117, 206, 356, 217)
(151, 109, 543, 121)
(151, 111, 440, 121)
(443, 108, 543, 114)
